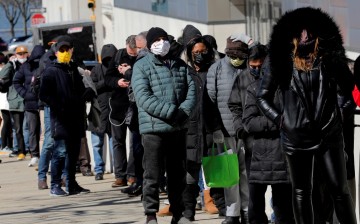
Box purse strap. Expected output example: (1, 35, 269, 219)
(211, 143, 228, 156)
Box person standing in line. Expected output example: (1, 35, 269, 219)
(0, 53, 13, 154)
(182, 35, 223, 221)
(13, 45, 46, 167)
(207, 35, 252, 224)
(39, 38, 95, 196)
(132, 27, 196, 224)
(257, 7, 356, 224)
(88, 43, 117, 181)
(0, 46, 27, 161)
(104, 35, 138, 188)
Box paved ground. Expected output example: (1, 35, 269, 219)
(0, 155, 223, 224)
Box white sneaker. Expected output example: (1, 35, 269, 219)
(28, 157, 39, 167)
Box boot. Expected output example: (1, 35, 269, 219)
(183, 184, 199, 221)
(221, 216, 241, 224)
(203, 189, 219, 214)
(240, 210, 249, 224)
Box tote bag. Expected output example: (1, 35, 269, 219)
(202, 143, 239, 188)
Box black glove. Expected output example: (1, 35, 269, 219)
(82, 88, 96, 102)
(170, 109, 188, 126)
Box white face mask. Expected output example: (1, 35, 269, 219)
(150, 39, 170, 57)
(18, 58, 27, 64)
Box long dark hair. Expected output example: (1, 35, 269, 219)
(186, 36, 214, 69)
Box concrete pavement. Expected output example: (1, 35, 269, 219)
(0, 155, 223, 224)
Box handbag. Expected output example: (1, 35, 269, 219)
(202, 143, 239, 188)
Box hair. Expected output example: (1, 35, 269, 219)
(203, 34, 218, 50)
(292, 37, 319, 72)
(248, 44, 268, 61)
(126, 35, 137, 49)
(186, 36, 214, 66)
(136, 31, 148, 41)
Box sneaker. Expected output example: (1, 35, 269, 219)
(95, 173, 104, 181)
(17, 153, 26, 160)
(67, 185, 90, 195)
(50, 186, 68, 197)
(9, 151, 18, 158)
(1, 147, 13, 154)
(28, 157, 39, 167)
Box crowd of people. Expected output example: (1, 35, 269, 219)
(0, 6, 359, 224)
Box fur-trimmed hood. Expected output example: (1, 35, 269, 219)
(269, 7, 347, 86)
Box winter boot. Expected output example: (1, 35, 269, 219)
(203, 189, 219, 214)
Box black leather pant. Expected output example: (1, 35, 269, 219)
(285, 144, 356, 224)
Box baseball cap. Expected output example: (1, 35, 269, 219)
(16, 46, 28, 54)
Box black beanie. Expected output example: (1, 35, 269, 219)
(146, 27, 169, 49)
(182, 24, 202, 46)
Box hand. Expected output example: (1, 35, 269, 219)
(229, 33, 253, 45)
(82, 88, 96, 102)
(118, 63, 131, 75)
(117, 78, 130, 88)
(213, 129, 224, 144)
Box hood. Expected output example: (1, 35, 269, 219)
(101, 44, 117, 61)
(28, 45, 46, 62)
(269, 7, 346, 86)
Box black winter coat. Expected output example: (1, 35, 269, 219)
(13, 45, 45, 111)
(243, 79, 290, 184)
(257, 7, 354, 154)
(104, 48, 136, 121)
(39, 61, 86, 140)
(88, 44, 117, 134)
(186, 66, 222, 163)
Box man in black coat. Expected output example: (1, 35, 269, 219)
(104, 35, 138, 188)
(39, 38, 95, 196)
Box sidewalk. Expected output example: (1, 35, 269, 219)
(0, 155, 223, 224)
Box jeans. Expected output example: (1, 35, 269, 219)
(23, 113, 30, 151)
(142, 130, 187, 218)
(50, 139, 66, 189)
(38, 106, 53, 181)
(91, 132, 113, 174)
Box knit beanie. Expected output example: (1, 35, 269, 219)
(146, 27, 169, 49)
(224, 37, 248, 59)
(182, 24, 202, 46)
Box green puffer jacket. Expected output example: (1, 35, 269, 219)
(132, 53, 196, 134)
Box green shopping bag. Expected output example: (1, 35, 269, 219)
(202, 143, 239, 188)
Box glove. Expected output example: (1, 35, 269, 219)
(230, 33, 253, 45)
(82, 88, 96, 102)
(213, 129, 224, 144)
(170, 109, 188, 126)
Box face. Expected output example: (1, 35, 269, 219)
(16, 52, 28, 60)
(248, 59, 263, 70)
(136, 38, 147, 52)
(191, 43, 208, 58)
(126, 44, 138, 57)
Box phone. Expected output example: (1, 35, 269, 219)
(123, 79, 130, 82)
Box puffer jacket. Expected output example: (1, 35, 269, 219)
(132, 53, 196, 134)
(187, 66, 222, 163)
(13, 45, 45, 111)
(243, 79, 290, 184)
(207, 56, 246, 137)
(257, 7, 354, 154)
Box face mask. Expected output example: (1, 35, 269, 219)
(18, 58, 27, 64)
(230, 58, 244, 67)
(150, 40, 171, 57)
(57, 51, 72, 64)
(249, 67, 260, 77)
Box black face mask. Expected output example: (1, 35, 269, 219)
(297, 39, 316, 58)
(249, 67, 260, 77)
(193, 52, 212, 65)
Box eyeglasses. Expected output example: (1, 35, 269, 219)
(192, 50, 208, 56)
